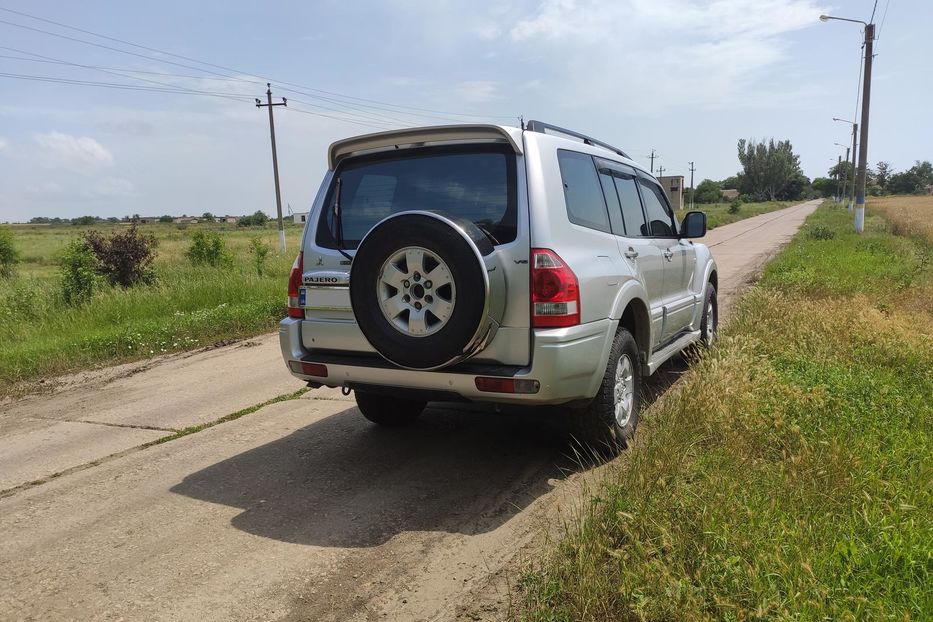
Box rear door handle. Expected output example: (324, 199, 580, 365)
(624, 248, 639, 259)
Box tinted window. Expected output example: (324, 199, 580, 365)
(316, 145, 516, 249)
(638, 180, 676, 237)
(598, 172, 625, 235)
(614, 175, 647, 237)
(557, 150, 611, 233)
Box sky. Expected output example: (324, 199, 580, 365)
(0, 0, 930, 222)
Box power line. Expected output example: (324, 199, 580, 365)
(0, 71, 254, 100)
(870, 0, 879, 23)
(0, 6, 515, 122)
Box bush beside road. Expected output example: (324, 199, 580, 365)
(519, 198, 932, 621)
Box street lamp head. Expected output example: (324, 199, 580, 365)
(819, 14, 830, 22)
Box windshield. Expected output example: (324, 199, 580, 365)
(316, 144, 517, 249)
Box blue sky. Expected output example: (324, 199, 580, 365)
(0, 0, 929, 222)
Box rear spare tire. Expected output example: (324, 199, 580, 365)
(350, 212, 495, 370)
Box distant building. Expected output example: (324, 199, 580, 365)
(657, 175, 685, 211)
(173, 216, 200, 224)
(293, 212, 309, 224)
(135, 216, 161, 224)
(217, 215, 239, 224)
(720, 189, 740, 202)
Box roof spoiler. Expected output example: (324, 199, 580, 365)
(328, 124, 522, 170)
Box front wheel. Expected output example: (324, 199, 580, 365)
(355, 391, 426, 427)
(699, 285, 717, 348)
(571, 328, 641, 453)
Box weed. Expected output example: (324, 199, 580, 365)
(84, 224, 158, 287)
(59, 239, 99, 306)
(807, 224, 835, 240)
(0, 225, 19, 277)
(249, 236, 271, 277)
(186, 230, 233, 267)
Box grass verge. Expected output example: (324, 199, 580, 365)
(0, 223, 303, 398)
(518, 198, 932, 621)
(701, 200, 795, 229)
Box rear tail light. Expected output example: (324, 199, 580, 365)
(287, 251, 304, 319)
(531, 248, 580, 328)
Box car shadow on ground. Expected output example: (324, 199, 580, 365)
(170, 354, 693, 549)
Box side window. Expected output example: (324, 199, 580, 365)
(638, 180, 677, 237)
(557, 150, 611, 233)
(598, 172, 625, 235)
(614, 175, 648, 237)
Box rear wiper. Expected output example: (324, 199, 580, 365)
(332, 177, 352, 261)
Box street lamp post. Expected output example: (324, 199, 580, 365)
(822, 14, 874, 233)
(834, 118, 858, 213)
(834, 142, 851, 205)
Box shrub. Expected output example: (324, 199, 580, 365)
(186, 230, 232, 267)
(0, 226, 20, 278)
(84, 224, 157, 287)
(158, 215, 173, 223)
(59, 239, 99, 305)
(248, 236, 271, 276)
(728, 198, 742, 214)
(808, 224, 835, 240)
(72, 215, 98, 226)
(238, 210, 270, 227)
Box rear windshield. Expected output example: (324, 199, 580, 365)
(316, 144, 517, 249)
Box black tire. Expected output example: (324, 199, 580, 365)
(355, 391, 426, 427)
(699, 285, 717, 348)
(350, 213, 488, 370)
(571, 328, 641, 453)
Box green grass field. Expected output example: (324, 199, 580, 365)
(700, 200, 795, 229)
(518, 198, 932, 621)
(0, 221, 304, 398)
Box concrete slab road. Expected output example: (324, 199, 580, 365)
(0, 199, 819, 621)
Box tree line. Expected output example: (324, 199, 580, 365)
(692, 138, 932, 204)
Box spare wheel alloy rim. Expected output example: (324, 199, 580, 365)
(614, 353, 635, 428)
(377, 246, 456, 337)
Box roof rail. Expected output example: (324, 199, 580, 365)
(525, 120, 630, 159)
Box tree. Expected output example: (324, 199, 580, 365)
(202, 212, 216, 222)
(889, 160, 933, 195)
(720, 174, 743, 190)
(158, 215, 173, 223)
(693, 179, 722, 204)
(737, 138, 803, 201)
(811, 177, 836, 198)
(29, 216, 51, 224)
(72, 215, 98, 226)
(238, 210, 270, 227)
(874, 161, 893, 191)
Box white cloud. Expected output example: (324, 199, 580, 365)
(0, 137, 8, 151)
(454, 81, 499, 104)
(34, 132, 114, 173)
(507, 0, 827, 111)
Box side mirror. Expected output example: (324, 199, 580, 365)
(681, 211, 706, 238)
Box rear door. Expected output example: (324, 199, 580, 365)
(595, 159, 665, 346)
(636, 176, 696, 342)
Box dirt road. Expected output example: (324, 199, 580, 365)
(0, 200, 819, 621)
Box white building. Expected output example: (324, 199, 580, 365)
(293, 212, 309, 224)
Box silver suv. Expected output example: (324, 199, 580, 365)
(280, 121, 717, 448)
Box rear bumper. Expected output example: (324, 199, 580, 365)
(278, 317, 615, 405)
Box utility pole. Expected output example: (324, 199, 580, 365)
(836, 155, 843, 203)
(657, 165, 665, 177)
(256, 83, 288, 251)
(853, 25, 874, 233)
(647, 149, 657, 174)
(688, 161, 696, 211)
(848, 122, 857, 212)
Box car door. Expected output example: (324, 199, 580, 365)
(595, 160, 665, 346)
(636, 176, 697, 343)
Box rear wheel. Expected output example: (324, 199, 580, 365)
(571, 328, 641, 453)
(355, 390, 426, 427)
(699, 285, 717, 348)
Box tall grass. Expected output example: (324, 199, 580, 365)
(518, 201, 932, 621)
(700, 200, 794, 229)
(0, 223, 304, 396)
